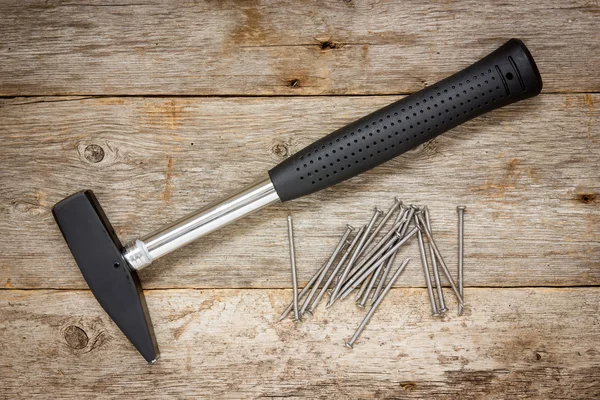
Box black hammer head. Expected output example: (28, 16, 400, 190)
(52, 191, 159, 363)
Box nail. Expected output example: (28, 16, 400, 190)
(299, 224, 354, 315)
(344, 218, 406, 285)
(371, 258, 391, 304)
(415, 217, 440, 317)
(358, 262, 385, 307)
(416, 213, 464, 305)
(278, 261, 327, 321)
(328, 208, 382, 306)
(371, 210, 408, 303)
(349, 219, 404, 276)
(287, 215, 301, 322)
(357, 198, 401, 258)
(457, 206, 466, 316)
(338, 227, 419, 300)
(398, 205, 417, 238)
(355, 274, 370, 303)
(320, 226, 365, 310)
(423, 206, 447, 314)
(350, 204, 407, 276)
(346, 258, 411, 348)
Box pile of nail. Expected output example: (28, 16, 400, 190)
(280, 199, 466, 348)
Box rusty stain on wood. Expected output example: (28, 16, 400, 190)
(144, 100, 185, 130)
(161, 155, 174, 204)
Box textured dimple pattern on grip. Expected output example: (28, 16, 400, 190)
(269, 39, 542, 202)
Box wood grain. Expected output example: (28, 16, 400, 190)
(0, 94, 598, 289)
(0, 0, 599, 96)
(0, 288, 598, 399)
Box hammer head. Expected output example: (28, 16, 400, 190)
(52, 191, 159, 363)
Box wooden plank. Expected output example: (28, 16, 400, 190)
(0, 0, 598, 96)
(0, 94, 598, 289)
(0, 288, 598, 399)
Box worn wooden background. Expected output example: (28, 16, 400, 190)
(0, 1, 598, 399)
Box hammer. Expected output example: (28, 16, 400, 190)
(52, 39, 542, 363)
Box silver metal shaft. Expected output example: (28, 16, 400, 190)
(287, 215, 300, 322)
(124, 178, 280, 270)
(300, 225, 353, 316)
(457, 206, 466, 315)
(345, 258, 411, 348)
(424, 207, 447, 313)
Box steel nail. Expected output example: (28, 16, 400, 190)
(358, 261, 385, 307)
(338, 227, 419, 300)
(457, 206, 466, 316)
(371, 210, 408, 303)
(416, 213, 464, 305)
(355, 274, 369, 302)
(357, 198, 401, 257)
(423, 206, 447, 314)
(415, 217, 440, 317)
(348, 202, 405, 277)
(371, 256, 391, 304)
(287, 215, 300, 322)
(344, 216, 407, 285)
(346, 258, 411, 348)
(278, 261, 327, 321)
(328, 208, 382, 306)
(347, 218, 405, 280)
(299, 224, 354, 315)
(321, 225, 366, 309)
(398, 206, 417, 238)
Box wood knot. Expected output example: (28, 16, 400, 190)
(577, 193, 596, 204)
(400, 381, 417, 391)
(272, 143, 289, 158)
(319, 40, 343, 50)
(64, 325, 89, 349)
(84, 144, 105, 163)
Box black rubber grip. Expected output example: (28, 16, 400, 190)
(269, 39, 542, 202)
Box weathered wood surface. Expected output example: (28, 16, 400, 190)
(0, 288, 598, 399)
(0, 94, 598, 289)
(1, 0, 599, 398)
(1, 0, 599, 96)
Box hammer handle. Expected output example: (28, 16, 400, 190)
(269, 39, 542, 202)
